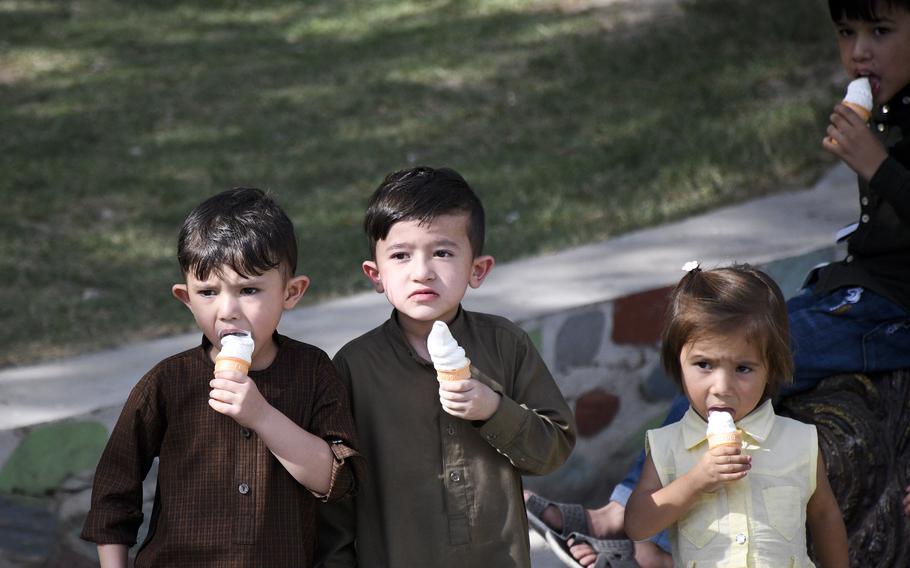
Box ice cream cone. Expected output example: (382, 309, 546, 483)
(707, 430, 742, 449)
(215, 356, 251, 374)
(436, 362, 472, 382)
(428, 321, 472, 382)
(215, 332, 254, 375)
(842, 101, 871, 121)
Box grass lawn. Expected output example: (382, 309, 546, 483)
(1, 0, 844, 367)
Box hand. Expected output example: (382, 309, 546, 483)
(438, 378, 501, 421)
(688, 445, 751, 494)
(822, 103, 888, 181)
(209, 369, 270, 429)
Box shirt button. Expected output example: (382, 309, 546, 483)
(449, 471, 461, 483)
(903, 96, 910, 105)
(240, 427, 252, 439)
(486, 433, 497, 441)
(861, 196, 869, 206)
(861, 213, 870, 223)
(447, 424, 456, 436)
(877, 123, 886, 132)
(735, 533, 747, 545)
(238, 483, 250, 495)
(882, 104, 890, 114)
(846, 255, 854, 263)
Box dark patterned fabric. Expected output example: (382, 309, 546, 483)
(81, 333, 364, 567)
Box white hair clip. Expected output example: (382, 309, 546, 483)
(681, 260, 700, 273)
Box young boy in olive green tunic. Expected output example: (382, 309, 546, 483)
(316, 167, 575, 568)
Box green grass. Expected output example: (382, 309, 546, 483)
(1, 0, 843, 366)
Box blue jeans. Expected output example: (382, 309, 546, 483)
(611, 285, 910, 553)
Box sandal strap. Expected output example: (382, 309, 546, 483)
(555, 502, 588, 537)
(566, 532, 638, 567)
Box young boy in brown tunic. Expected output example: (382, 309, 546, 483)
(317, 167, 575, 568)
(81, 187, 364, 567)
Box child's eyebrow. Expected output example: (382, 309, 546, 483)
(430, 238, 462, 248)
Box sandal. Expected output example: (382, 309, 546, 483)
(525, 493, 590, 539)
(545, 530, 639, 568)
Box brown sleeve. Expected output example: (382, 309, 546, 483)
(307, 352, 366, 503)
(81, 371, 164, 544)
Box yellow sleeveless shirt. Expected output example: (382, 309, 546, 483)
(646, 400, 817, 568)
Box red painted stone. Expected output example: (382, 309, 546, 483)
(574, 389, 620, 438)
(611, 286, 673, 345)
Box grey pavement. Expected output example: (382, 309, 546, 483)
(0, 163, 859, 567)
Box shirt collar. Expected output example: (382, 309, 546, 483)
(681, 399, 776, 450)
(873, 82, 910, 124)
(386, 305, 467, 365)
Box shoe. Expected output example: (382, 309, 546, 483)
(525, 493, 590, 539)
(545, 530, 639, 568)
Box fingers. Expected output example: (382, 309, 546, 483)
(213, 369, 247, 383)
(437, 378, 473, 392)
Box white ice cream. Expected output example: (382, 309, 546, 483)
(706, 410, 736, 436)
(427, 321, 469, 370)
(219, 332, 254, 363)
(844, 77, 873, 113)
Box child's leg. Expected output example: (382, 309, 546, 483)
(786, 286, 910, 396)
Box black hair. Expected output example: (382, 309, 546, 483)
(363, 166, 486, 258)
(177, 187, 298, 281)
(660, 263, 794, 399)
(828, 0, 910, 21)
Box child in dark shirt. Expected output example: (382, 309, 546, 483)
(81, 187, 364, 567)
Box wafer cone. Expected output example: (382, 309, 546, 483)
(215, 356, 251, 374)
(436, 361, 471, 382)
(707, 430, 742, 449)
(842, 101, 871, 121)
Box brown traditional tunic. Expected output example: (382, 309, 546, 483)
(82, 333, 364, 567)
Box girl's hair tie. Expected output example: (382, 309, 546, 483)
(681, 260, 700, 273)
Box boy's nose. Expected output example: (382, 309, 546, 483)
(411, 257, 435, 281)
(217, 294, 241, 320)
(852, 36, 872, 61)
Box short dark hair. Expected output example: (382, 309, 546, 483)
(177, 187, 298, 281)
(660, 264, 793, 399)
(828, 0, 910, 21)
(363, 166, 485, 258)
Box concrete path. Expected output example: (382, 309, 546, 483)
(0, 163, 858, 567)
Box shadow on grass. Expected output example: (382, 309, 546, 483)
(0, 0, 840, 365)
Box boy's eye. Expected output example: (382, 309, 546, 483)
(434, 250, 453, 258)
(240, 287, 259, 295)
(390, 252, 409, 261)
(873, 26, 890, 36)
(694, 361, 711, 370)
(736, 365, 753, 374)
(198, 289, 217, 297)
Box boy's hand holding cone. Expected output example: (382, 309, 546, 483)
(428, 321, 500, 421)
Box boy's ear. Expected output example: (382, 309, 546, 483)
(283, 275, 310, 309)
(469, 255, 495, 289)
(172, 284, 191, 307)
(362, 260, 384, 293)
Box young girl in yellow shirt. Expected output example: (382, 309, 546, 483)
(624, 263, 848, 567)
